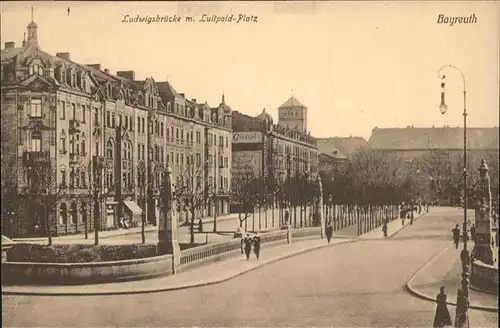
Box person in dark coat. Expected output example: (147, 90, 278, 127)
(382, 221, 388, 239)
(198, 218, 203, 232)
(284, 210, 290, 225)
(253, 234, 261, 259)
(433, 286, 452, 328)
(452, 224, 460, 249)
(325, 222, 333, 243)
(470, 223, 475, 243)
(243, 235, 252, 260)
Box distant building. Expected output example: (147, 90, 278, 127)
(316, 140, 349, 178)
(231, 100, 318, 210)
(368, 126, 499, 160)
(277, 96, 308, 133)
(316, 136, 368, 160)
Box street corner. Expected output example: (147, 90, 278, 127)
(405, 244, 498, 312)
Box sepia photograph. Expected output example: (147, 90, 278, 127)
(1, 1, 498, 327)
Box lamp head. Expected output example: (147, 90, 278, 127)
(439, 103, 448, 115)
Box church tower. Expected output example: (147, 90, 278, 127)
(277, 96, 308, 133)
(27, 6, 38, 45)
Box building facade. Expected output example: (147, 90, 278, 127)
(1, 19, 232, 237)
(231, 98, 318, 210)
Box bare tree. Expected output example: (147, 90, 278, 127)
(19, 160, 66, 245)
(231, 167, 264, 229)
(171, 161, 208, 244)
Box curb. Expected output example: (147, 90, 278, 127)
(2, 238, 356, 297)
(405, 244, 498, 313)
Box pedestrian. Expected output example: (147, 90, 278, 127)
(452, 224, 460, 249)
(470, 223, 475, 242)
(243, 235, 252, 260)
(198, 218, 203, 233)
(284, 210, 290, 225)
(253, 233, 261, 259)
(418, 203, 422, 214)
(433, 286, 452, 328)
(382, 221, 388, 239)
(455, 289, 469, 328)
(326, 221, 333, 243)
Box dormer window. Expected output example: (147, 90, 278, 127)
(167, 102, 171, 112)
(29, 59, 44, 76)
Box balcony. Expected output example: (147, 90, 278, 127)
(23, 151, 50, 166)
(69, 119, 81, 133)
(69, 153, 81, 165)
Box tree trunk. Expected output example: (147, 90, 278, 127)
(141, 212, 146, 244)
(44, 205, 52, 246)
(94, 198, 99, 246)
(190, 210, 195, 244)
(84, 215, 88, 239)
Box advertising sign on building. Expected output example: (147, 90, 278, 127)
(232, 131, 263, 144)
(232, 151, 262, 177)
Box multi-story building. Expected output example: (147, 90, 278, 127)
(0, 19, 232, 237)
(231, 97, 318, 209)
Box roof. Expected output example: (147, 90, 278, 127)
(317, 139, 348, 159)
(368, 126, 499, 150)
(316, 137, 368, 158)
(1, 47, 24, 63)
(157, 81, 179, 97)
(278, 96, 306, 109)
(255, 108, 273, 122)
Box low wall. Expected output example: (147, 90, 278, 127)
(2, 254, 174, 286)
(471, 260, 499, 294)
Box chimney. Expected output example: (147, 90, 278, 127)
(116, 70, 135, 81)
(88, 64, 101, 70)
(4, 41, 15, 49)
(179, 93, 185, 97)
(56, 52, 71, 60)
(104, 69, 110, 74)
(191, 98, 196, 103)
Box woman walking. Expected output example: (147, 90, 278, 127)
(433, 286, 452, 328)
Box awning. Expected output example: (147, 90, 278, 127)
(123, 201, 143, 216)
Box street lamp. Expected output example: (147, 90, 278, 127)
(438, 64, 470, 328)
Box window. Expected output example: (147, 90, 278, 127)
(60, 166, 67, 186)
(70, 167, 75, 188)
(30, 99, 42, 117)
(111, 114, 115, 128)
(176, 128, 179, 139)
(31, 131, 42, 151)
(81, 140, 86, 155)
(224, 157, 228, 168)
(95, 141, 99, 156)
(72, 104, 76, 120)
(94, 108, 98, 125)
(166, 127, 170, 139)
(137, 118, 141, 133)
(181, 129, 184, 141)
(196, 132, 201, 144)
(129, 117, 133, 131)
(60, 137, 66, 153)
(196, 153, 201, 167)
(224, 178, 228, 189)
(219, 156, 223, 167)
(118, 115, 122, 127)
(106, 111, 111, 127)
(106, 140, 114, 158)
(160, 123, 164, 137)
(176, 153, 179, 165)
(141, 118, 145, 133)
(225, 136, 229, 148)
(29, 59, 44, 76)
(180, 154, 184, 165)
(81, 105, 86, 123)
(60, 102, 66, 120)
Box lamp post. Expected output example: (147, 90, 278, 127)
(438, 64, 470, 328)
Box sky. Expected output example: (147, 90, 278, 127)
(1, 1, 499, 139)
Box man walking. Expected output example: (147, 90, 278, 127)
(382, 221, 388, 239)
(326, 221, 333, 243)
(253, 233, 261, 260)
(452, 224, 461, 249)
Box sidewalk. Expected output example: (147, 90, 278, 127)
(12, 213, 240, 244)
(406, 241, 498, 312)
(2, 212, 420, 296)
